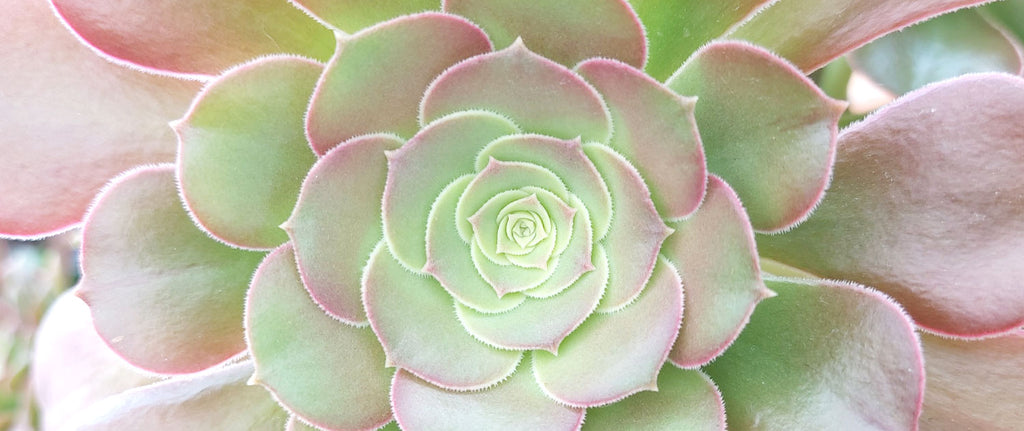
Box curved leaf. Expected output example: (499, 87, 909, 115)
(584, 366, 726, 431)
(291, 0, 438, 33)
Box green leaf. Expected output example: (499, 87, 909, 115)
(584, 366, 726, 430)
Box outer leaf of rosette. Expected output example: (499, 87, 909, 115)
(363, 241, 522, 391)
(246, 245, 394, 431)
(704, 278, 924, 430)
(756, 73, 1024, 338)
(420, 39, 612, 144)
(666, 41, 845, 233)
(444, 0, 645, 69)
(626, 0, 773, 81)
(290, 0, 438, 33)
(77, 165, 264, 374)
(661, 175, 774, 368)
(584, 144, 674, 312)
(847, 7, 1024, 95)
(285, 133, 403, 325)
(575, 58, 706, 220)
(725, 0, 996, 72)
(305, 12, 492, 155)
(392, 365, 584, 431)
(50, 0, 334, 79)
(584, 365, 726, 431)
(0, 0, 198, 239)
(384, 111, 520, 272)
(64, 361, 289, 431)
(533, 256, 683, 408)
(175, 56, 320, 250)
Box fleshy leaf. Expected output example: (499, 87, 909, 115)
(247, 245, 393, 431)
(726, 0, 995, 72)
(306, 12, 491, 154)
(0, 0, 198, 238)
(523, 195, 597, 300)
(584, 144, 673, 312)
(456, 246, 607, 352)
(421, 40, 612, 143)
(985, 0, 1024, 42)
(666, 41, 844, 232)
(575, 59, 706, 220)
(919, 331, 1024, 429)
(176, 56, 320, 250)
(384, 111, 519, 272)
(77, 165, 264, 374)
(287, 134, 403, 325)
(704, 278, 924, 430)
(291, 0, 438, 33)
(533, 257, 683, 407)
(848, 8, 1024, 95)
(627, 0, 772, 81)
(757, 73, 1024, 337)
(443, 0, 645, 68)
(64, 361, 289, 430)
(584, 366, 726, 431)
(392, 366, 584, 430)
(662, 176, 773, 368)
(363, 241, 522, 390)
(50, 0, 334, 78)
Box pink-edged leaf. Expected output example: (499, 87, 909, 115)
(0, 0, 198, 239)
(725, 0, 995, 72)
(661, 176, 774, 368)
(455, 246, 607, 353)
(287, 134, 403, 325)
(919, 331, 1024, 429)
(306, 12, 492, 154)
(666, 41, 844, 232)
(420, 40, 612, 143)
(627, 0, 773, 81)
(176, 56, 320, 250)
(384, 111, 519, 272)
(392, 367, 584, 430)
(704, 278, 924, 430)
(64, 361, 289, 430)
(32, 292, 158, 431)
(443, 0, 645, 68)
(584, 366, 726, 431)
(576, 58, 706, 220)
(247, 245, 394, 431)
(584, 144, 673, 312)
(77, 165, 264, 374)
(848, 7, 1024, 95)
(533, 257, 683, 408)
(291, 0, 438, 33)
(985, 0, 1024, 42)
(758, 73, 1024, 338)
(363, 241, 522, 391)
(50, 0, 334, 78)
(289, 417, 401, 431)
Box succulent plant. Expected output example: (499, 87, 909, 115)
(3, 0, 1024, 430)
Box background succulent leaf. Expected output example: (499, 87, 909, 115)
(77, 165, 264, 374)
(306, 12, 492, 154)
(984, 0, 1024, 42)
(918, 331, 1024, 429)
(626, 0, 772, 82)
(757, 73, 1024, 338)
(666, 41, 844, 233)
(287, 134, 403, 325)
(662, 176, 773, 368)
(290, 0, 439, 33)
(392, 366, 585, 431)
(444, 0, 646, 68)
(49, 0, 334, 78)
(725, 0, 997, 72)
(583, 365, 726, 431)
(0, 0, 198, 239)
(704, 278, 924, 431)
(246, 245, 394, 431)
(848, 8, 1024, 95)
(176, 56, 321, 250)
(62, 361, 289, 431)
